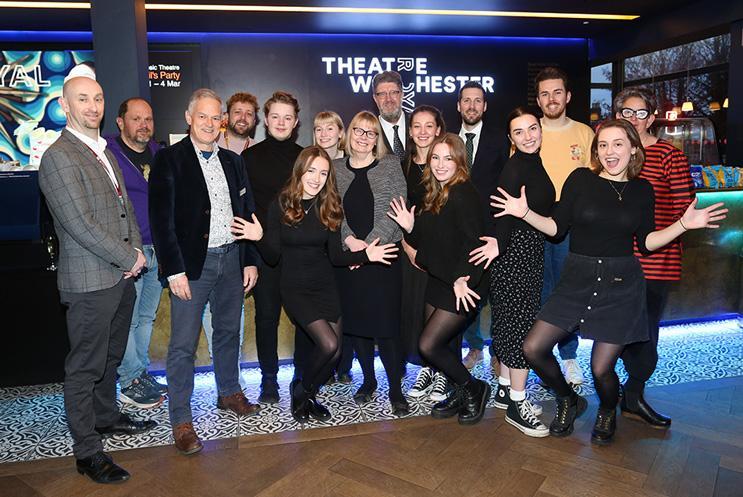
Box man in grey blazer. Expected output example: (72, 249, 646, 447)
(39, 75, 155, 484)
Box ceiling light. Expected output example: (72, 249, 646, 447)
(681, 101, 694, 112)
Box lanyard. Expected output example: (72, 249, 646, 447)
(82, 143, 122, 198)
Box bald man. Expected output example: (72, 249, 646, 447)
(39, 76, 155, 484)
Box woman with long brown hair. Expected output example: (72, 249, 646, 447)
(231, 146, 398, 423)
(389, 132, 491, 425)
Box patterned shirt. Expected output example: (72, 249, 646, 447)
(634, 139, 695, 280)
(193, 143, 234, 248)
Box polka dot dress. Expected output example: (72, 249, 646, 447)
(490, 229, 545, 370)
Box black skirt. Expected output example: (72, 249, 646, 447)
(537, 252, 648, 345)
(425, 268, 488, 316)
(400, 253, 427, 365)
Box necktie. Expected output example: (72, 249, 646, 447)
(392, 124, 406, 163)
(465, 133, 476, 170)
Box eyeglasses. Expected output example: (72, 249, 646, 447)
(352, 127, 379, 139)
(620, 108, 650, 120)
(374, 90, 402, 99)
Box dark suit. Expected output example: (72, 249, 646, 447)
(39, 129, 141, 459)
(380, 113, 412, 167)
(149, 136, 258, 426)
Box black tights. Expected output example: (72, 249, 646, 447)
(300, 319, 342, 393)
(418, 304, 470, 385)
(523, 320, 625, 410)
(354, 335, 404, 401)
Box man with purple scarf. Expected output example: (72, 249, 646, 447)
(106, 98, 167, 408)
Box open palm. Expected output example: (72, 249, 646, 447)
(491, 186, 529, 219)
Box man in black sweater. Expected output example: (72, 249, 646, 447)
(241, 91, 312, 402)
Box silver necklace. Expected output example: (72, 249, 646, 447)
(608, 180, 629, 201)
(303, 198, 317, 214)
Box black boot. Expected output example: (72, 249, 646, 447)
(549, 392, 587, 437)
(591, 407, 617, 445)
(620, 385, 671, 428)
(353, 379, 377, 404)
(431, 385, 463, 419)
(259, 374, 280, 404)
(289, 379, 309, 423)
(458, 378, 492, 425)
(307, 387, 332, 422)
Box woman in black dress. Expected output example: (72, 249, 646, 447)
(488, 107, 554, 438)
(333, 111, 409, 415)
(401, 105, 451, 402)
(231, 146, 398, 423)
(389, 133, 490, 425)
(492, 119, 726, 444)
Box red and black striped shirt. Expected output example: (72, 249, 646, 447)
(634, 139, 695, 280)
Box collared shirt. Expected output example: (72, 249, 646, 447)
(192, 142, 235, 248)
(379, 112, 406, 152)
(458, 120, 484, 162)
(66, 126, 120, 193)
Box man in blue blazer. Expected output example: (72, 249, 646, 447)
(149, 88, 261, 455)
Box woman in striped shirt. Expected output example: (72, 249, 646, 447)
(614, 87, 695, 428)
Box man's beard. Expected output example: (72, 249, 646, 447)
(228, 121, 253, 138)
(380, 108, 402, 123)
(462, 113, 482, 126)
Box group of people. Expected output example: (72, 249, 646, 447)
(39, 65, 726, 484)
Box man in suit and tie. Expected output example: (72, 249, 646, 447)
(149, 88, 261, 456)
(39, 73, 155, 484)
(456, 81, 510, 372)
(372, 70, 409, 165)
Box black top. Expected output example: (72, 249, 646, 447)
(241, 135, 303, 224)
(553, 168, 655, 257)
(405, 161, 427, 207)
(343, 159, 378, 240)
(494, 149, 555, 253)
(405, 181, 485, 287)
(116, 136, 153, 175)
(257, 198, 368, 326)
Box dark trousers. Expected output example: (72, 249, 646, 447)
(60, 277, 135, 459)
(167, 244, 243, 426)
(252, 260, 313, 378)
(621, 279, 671, 394)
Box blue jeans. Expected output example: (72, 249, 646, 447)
(117, 245, 163, 388)
(203, 301, 245, 359)
(542, 235, 578, 360)
(167, 244, 243, 426)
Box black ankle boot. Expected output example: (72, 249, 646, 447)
(620, 385, 671, 428)
(289, 379, 309, 423)
(307, 388, 332, 421)
(431, 385, 463, 419)
(458, 378, 492, 425)
(591, 407, 617, 445)
(549, 392, 587, 437)
(259, 374, 280, 404)
(353, 379, 377, 404)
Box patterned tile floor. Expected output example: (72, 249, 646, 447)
(0, 318, 740, 464)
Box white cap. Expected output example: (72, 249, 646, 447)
(63, 64, 96, 83)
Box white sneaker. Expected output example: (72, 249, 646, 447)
(506, 399, 549, 437)
(563, 359, 584, 385)
(408, 367, 434, 398)
(429, 372, 449, 402)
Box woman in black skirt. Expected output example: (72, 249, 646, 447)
(389, 133, 490, 425)
(401, 105, 451, 402)
(231, 146, 398, 423)
(489, 107, 555, 437)
(492, 119, 726, 444)
(333, 111, 409, 415)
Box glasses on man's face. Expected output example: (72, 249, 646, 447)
(352, 127, 379, 139)
(620, 108, 650, 120)
(374, 90, 402, 99)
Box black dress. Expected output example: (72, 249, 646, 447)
(336, 160, 402, 338)
(489, 150, 555, 370)
(404, 181, 486, 315)
(258, 199, 367, 328)
(401, 161, 429, 364)
(537, 168, 655, 345)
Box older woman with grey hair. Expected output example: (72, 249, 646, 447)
(333, 110, 409, 416)
(613, 87, 695, 429)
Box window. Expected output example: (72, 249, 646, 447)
(590, 63, 612, 125)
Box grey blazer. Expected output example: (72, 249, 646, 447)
(333, 154, 406, 248)
(39, 129, 142, 293)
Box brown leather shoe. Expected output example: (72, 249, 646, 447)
(462, 349, 484, 370)
(217, 391, 262, 416)
(172, 422, 203, 455)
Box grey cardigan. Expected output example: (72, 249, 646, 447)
(333, 154, 406, 248)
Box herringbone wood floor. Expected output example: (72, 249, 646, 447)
(1, 376, 741, 497)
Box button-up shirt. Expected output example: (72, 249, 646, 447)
(193, 143, 234, 248)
